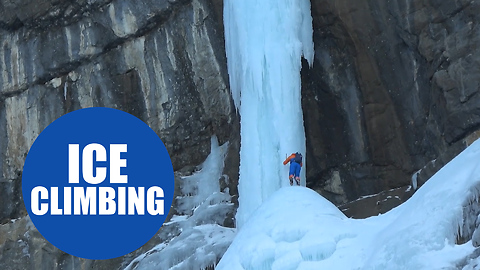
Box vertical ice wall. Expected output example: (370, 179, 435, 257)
(224, 0, 314, 228)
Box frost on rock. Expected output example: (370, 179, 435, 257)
(218, 140, 480, 270)
(125, 136, 235, 270)
(224, 0, 314, 229)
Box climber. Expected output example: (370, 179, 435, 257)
(283, 152, 302, 186)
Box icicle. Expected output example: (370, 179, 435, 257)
(63, 81, 68, 100)
(411, 170, 419, 190)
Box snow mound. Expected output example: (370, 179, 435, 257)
(218, 139, 480, 269)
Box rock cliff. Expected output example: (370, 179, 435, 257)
(0, 0, 238, 269)
(304, 0, 480, 208)
(1, 0, 480, 268)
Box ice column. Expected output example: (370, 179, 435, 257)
(224, 0, 314, 228)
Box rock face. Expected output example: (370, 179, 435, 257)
(2, 0, 480, 268)
(0, 0, 238, 269)
(303, 0, 480, 208)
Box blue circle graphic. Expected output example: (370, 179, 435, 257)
(22, 107, 175, 260)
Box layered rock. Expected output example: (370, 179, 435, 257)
(0, 0, 238, 269)
(303, 0, 480, 210)
(2, 0, 480, 268)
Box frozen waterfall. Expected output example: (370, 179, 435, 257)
(223, 0, 314, 228)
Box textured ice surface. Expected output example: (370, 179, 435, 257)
(224, 0, 314, 229)
(125, 137, 235, 270)
(217, 140, 480, 269)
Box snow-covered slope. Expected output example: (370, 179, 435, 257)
(217, 139, 480, 269)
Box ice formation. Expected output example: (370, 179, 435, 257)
(224, 0, 314, 228)
(217, 139, 480, 269)
(125, 137, 235, 270)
